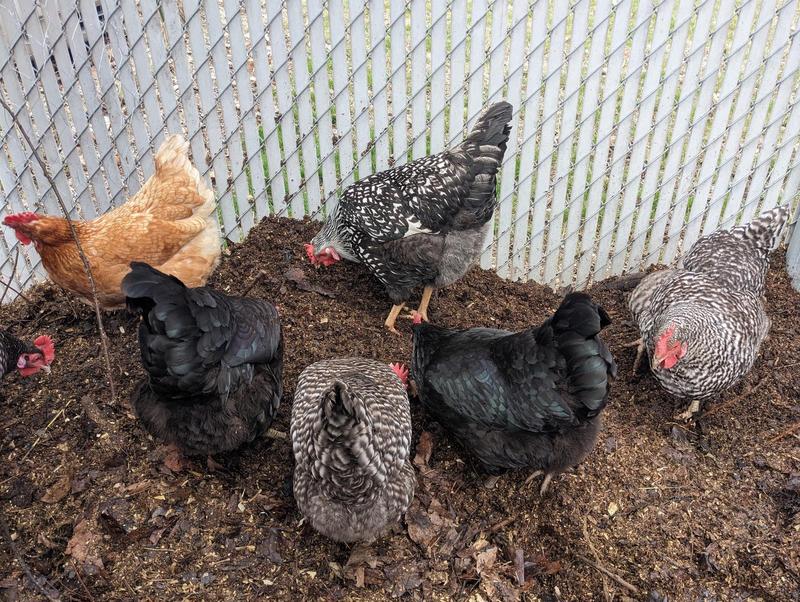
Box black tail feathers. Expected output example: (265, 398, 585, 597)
(122, 262, 186, 312)
(463, 101, 513, 151)
(553, 292, 612, 337)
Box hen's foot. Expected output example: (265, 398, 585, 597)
(206, 455, 225, 472)
(265, 428, 288, 440)
(539, 474, 554, 495)
(676, 399, 701, 422)
(384, 303, 406, 335)
(483, 475, 502, 489)
(623, 338, 646, 373)
(523, 469, 547, 492)
(417, 286, 433, 322)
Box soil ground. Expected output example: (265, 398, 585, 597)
(1, 217, 798, 601)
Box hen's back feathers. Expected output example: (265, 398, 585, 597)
(115, 135, 216, 222)
(123, 262, 282, 456)
(411, 293, 615, 475)
(549, 293, 617, 416)
(123, 262, 281, 399)
(452, 101, 513, 226)
(291, 358, 415, 542)
(681, 204, 790, 294)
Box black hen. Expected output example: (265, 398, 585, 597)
(307, 101, 514, 332)
(411, 293, 616, 492)
(122, 262, 283, 456)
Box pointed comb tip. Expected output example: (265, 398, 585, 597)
(390, 362, 409, 385)
(33, 335, 55, 363)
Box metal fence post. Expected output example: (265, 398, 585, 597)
(788, 202, 800, 291)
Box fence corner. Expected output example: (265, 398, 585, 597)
(788, 203, 800, 292)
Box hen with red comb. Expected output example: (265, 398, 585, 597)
(1, 329, 55, 379)
(2, 135, 220, 308)
(306, 102, 514, 333)
(629, 204, 790, 420)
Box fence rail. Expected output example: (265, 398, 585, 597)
(1, 0, 800, 300)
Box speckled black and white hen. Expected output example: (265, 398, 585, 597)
(411, 293, 616, 493)
(0, 330, 54, 380)
(122, 262, 283, 457)
(291, 358, 415, 542)
(628, 205, 790, 420)
(306, 102, 514, 332)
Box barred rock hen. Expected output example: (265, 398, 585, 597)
(411, 293, 616, 493)
(306, 102, 513, 332)
(629, 205, 790, 420)
(4, 135, 220, 308)
(122, 262, 282, 457)
(291, 358, 415, 542)
(0, 330, 54, 379)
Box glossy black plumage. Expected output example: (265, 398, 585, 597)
(411, 293, 616, 480)
(122, 262, 283, 456)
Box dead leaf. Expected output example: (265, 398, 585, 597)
(123, 480, 151, 495)
(413, 431, 435, 468)
(474, 546, 498, 574)
(163, 448, 186, 472)
(149, 527, 166, 546)
(384, 561, 423, 598)
(66, 518, 104, 574)
(0, 575, 18, 602)
(406, 497, 454, 551)
(99, 498, 137, 534)
(406, 500, 438, 548)
(283, 267, 336, 298)
(608, 501, 619, 517)
(345, 545, 379, 570)
(527, 552, 562, 576)
(41, 471, 71, 504)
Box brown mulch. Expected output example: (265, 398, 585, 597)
(1, 216, 798, 601)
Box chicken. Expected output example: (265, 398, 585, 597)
(4, 135, 220, 309)
(0, 331, 54, 379)
(122, 262, 282, 457)
(291, 358, 415, 542)
(305, 102, 513, 333)
(411, 293, 616, 493)
(628, 204, 790, 420)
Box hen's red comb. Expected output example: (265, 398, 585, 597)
(3, 212, 40, 226)
(303, 243, 316, 263)
(390, 362, 409, 386)
(33, 335, 55, 364)
(412, 312, 423, 325)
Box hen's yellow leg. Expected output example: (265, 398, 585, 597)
(384, 303, 406, 334)
(416, 286, 433, 322)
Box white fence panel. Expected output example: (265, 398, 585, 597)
(1, 0, 799, 302)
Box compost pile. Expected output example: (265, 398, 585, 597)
(1, 217, 798, 600)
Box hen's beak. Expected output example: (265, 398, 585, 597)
(40, 364, 51, 374)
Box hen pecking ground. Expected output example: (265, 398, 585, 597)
(1, 217, 798, 601)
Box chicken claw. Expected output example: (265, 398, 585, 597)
(384, 303, 406, 334)
(623, 337, 646, 373)
(676, 399, 701, 422)
(483, 475, 502, 489)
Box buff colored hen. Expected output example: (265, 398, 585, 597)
(3, 135, 220, 308)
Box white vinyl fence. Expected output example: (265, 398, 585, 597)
(1, 0, 800, 300)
